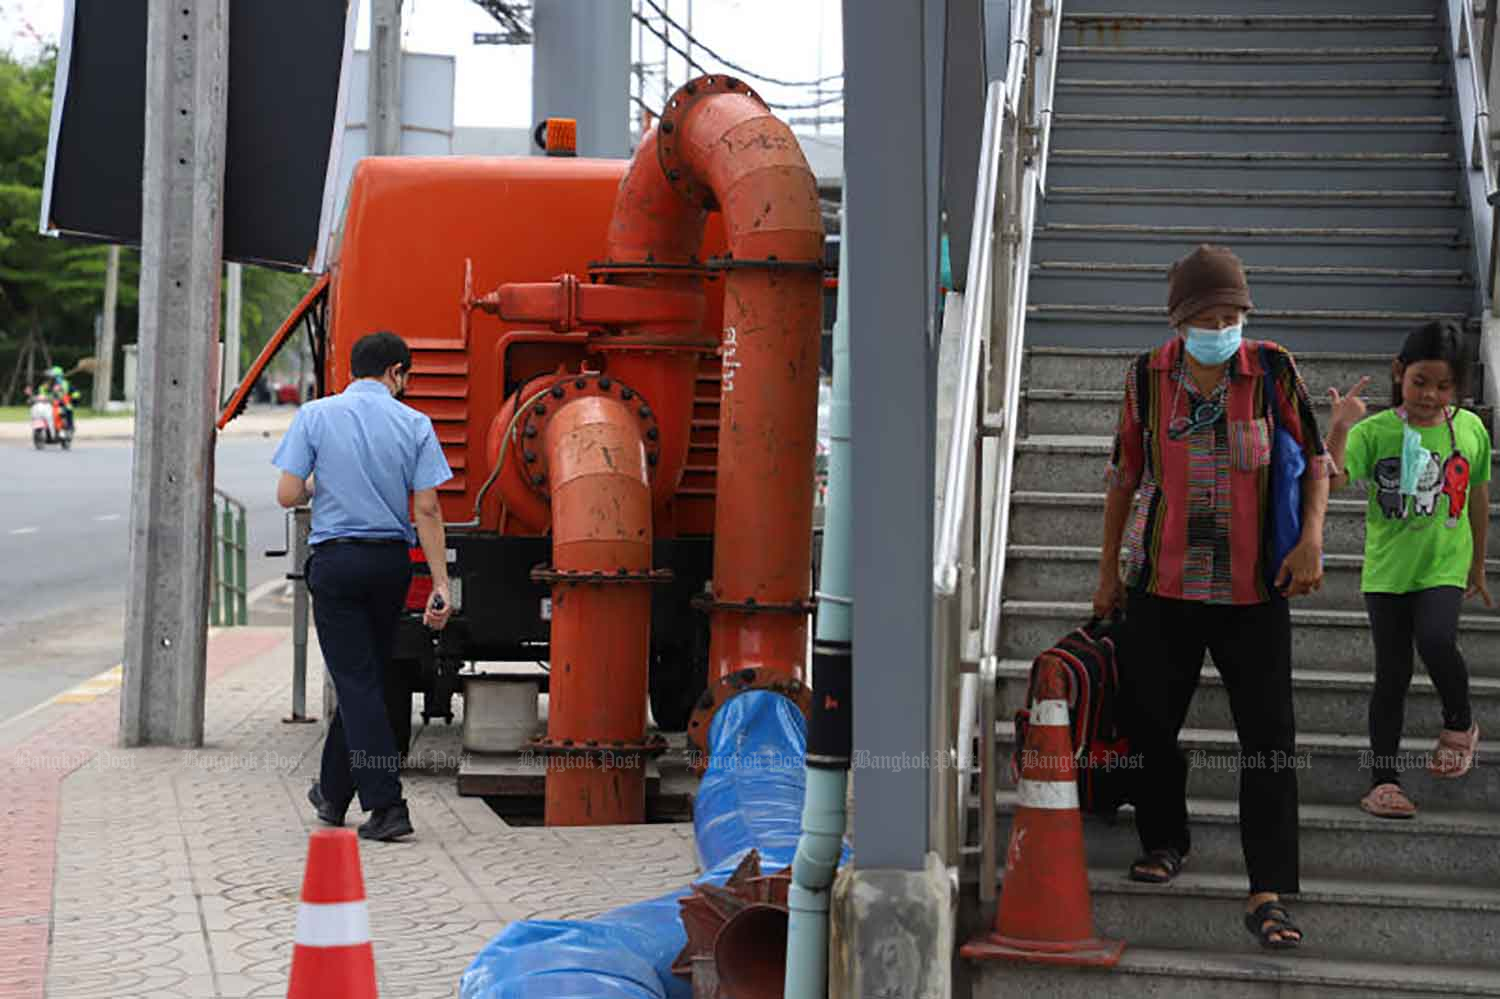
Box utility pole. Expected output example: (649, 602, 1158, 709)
(95, 244, 120, 411)
(223, 262, 242, 403)
(120, 0, 229, 747)
(369, 0, 403, 156)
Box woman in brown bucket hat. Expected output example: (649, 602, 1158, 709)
(1094, 244, 1332, 949)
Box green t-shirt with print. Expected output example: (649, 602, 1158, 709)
(1344, 408, 1492, 594)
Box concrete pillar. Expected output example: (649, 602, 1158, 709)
(368, 0, 403, 156)
(532, 0, 631, 158)
(120, 0, 229, 747)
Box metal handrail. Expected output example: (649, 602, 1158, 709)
(1459, 0, 1499, 297)
(935, 0, 1063, 901)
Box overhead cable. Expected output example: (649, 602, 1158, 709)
(632, 15, 844, 112)
(638, 0, 843, 89)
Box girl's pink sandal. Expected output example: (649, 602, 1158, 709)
(1360, 782, 1416, 819)
(1429, 723, 1480, 779)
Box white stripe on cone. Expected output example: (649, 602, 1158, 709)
(1018, 778, 1080, 810)
(1030, 698, 1069, 727)
(295, 900, 372, 948)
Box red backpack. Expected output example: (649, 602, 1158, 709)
(1010, 616, 1134, 818)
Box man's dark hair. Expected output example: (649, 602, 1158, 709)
(350, 331, 412, 379)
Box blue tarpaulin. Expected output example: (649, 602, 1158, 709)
(459, 691, 811, 999)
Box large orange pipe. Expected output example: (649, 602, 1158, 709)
(539, 393, 655, 825)
(649, 80, 824, 684)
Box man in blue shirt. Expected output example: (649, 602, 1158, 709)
(273, 331, 453, 841)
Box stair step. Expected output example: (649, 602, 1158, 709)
(969, 945, 1500, 999)
(1008, 484, 1500, 560)
(994, 657, 1500, 740)
(1024, 307, 1470, 352)
(998, 599, 1500, 680)
(1049, 149, 1459, 189)
(1030, 260, 1473, 313)
(1033, 222, 1470, 270)
(1052, 112, 1454, 155)
(983, 794, 1500, 887)
(1046, 186, 1462, 227)
(1060, 14, 1438, 50)
(994, 720, 1500, 814)
(1003, 543, 1500, 614)
(1065, 0, 1443, 14)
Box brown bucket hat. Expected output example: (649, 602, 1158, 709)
(1166, 244, 1255, 327)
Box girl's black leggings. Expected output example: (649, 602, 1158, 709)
(1365, 586, 1472, 788)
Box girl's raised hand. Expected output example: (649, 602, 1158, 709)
(1327, 376, 1370, 431)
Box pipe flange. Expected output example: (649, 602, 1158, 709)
(704, 255, 823, 274)
(517, 372, 662, 496)
(586, 259, 717, 280)
(656, 74, 769, 212)
(529, 734, 669, 758)
(689, 594, 817, 615)
(685, 666, 812, 767)
(530, 564, 675, 586)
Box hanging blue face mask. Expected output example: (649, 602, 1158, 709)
(1184, 324, 1243, 366)
(1399, 420, 1428, 496)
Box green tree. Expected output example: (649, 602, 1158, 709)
(0, 48, 139, 402)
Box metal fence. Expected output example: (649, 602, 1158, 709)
(210, 489, 247, 627)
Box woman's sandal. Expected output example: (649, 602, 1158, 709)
(1360, 782, 1417, 819)
(1244, 899, 1302, 950)
(1429, 723, 1480, 779)
(1128, 847, 1185, 884)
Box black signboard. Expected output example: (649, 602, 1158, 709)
(42, 0, 356, 271)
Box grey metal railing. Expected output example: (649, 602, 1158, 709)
(1451, 0, 1500, 300)
(934, 0, 1063, 901)
(210, 489, 247, 627)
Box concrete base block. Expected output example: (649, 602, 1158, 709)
(831, 853, 954, 999)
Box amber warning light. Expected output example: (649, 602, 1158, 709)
(541, 117, 578, 157)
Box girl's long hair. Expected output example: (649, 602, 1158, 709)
(1391, 319, 1470, 408)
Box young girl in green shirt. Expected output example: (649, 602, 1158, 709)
(1325, 320, 1492, 819)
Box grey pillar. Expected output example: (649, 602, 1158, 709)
(532, 0, 631, 158)
(120, 0, 229, 747)
(836, 1, 956, 991)
(369, 0, 403, 156)
(942, 0, 987, 290)
(95, 244, 120, 410)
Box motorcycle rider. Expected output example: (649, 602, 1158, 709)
(36, 367, 77, 433)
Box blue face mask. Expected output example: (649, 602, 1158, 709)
(1399, 422, 1426, 496)
(1183, 324, 1243, 366)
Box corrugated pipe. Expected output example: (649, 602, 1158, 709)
(785, 209, 853, 999)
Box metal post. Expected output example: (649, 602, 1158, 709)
(95, 244, 120, 411)
(223, 262, 242, 403)
(532, 0, 632, 158)
(234, 505, 247, 625)
(832, 0, 954, 993)
(286, 506, 316, 722)
(120, 0, 228, 747)
(369, 0, 403, 157)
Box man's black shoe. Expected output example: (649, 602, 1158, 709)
(358, 800, 414, 842)
(307, 783, 347, 827)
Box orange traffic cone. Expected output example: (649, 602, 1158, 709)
(961, 657, 1124, 967)
(287, 828, 378, 998)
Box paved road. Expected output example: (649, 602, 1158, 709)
(0, 432, 294, 723)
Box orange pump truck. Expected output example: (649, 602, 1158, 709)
(222, 77, 826, 827)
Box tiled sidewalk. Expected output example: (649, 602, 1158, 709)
(0, 628, 699, 999)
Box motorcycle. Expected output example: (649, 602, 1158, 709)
(30, 395, 74, 451)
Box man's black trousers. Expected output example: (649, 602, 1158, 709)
(306, 543, 411, 812)
(1122, 590, 1300, 895)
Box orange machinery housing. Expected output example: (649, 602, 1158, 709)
(329, 155, 731, 752)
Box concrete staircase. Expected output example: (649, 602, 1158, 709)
(964, 2, 1500, 995)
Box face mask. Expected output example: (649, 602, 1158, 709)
(1399, 421, 1426, 496)
(1183, 324, 1243, 366)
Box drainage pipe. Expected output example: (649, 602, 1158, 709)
(784, 209, 853, 999)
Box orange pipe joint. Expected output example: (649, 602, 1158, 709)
(483, 274, 705, 336)
(527, 392, 670, 826)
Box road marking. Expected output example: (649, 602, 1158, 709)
(93, 514, 121, 522)
(51, 665, 124, 704)
(9, 527, 38, 535)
